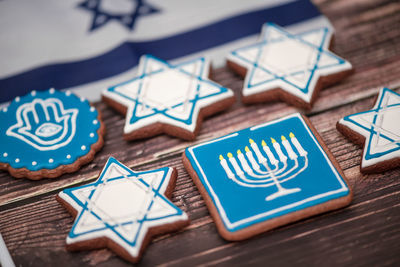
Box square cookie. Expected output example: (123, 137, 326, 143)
(183, 113, 352, 240)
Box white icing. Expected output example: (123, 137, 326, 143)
(339, 88, 400, 168)
(102, 56, 233, 134)
(227, 24, 352, 103)
(6, 98, 78, 151)
(58, 158, 188, 259)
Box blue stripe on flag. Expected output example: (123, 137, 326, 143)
(0, 0, 320, 102)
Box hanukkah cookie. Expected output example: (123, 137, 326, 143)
(226, 23, 353, 109)
(183, 113, 352, 240)
(337, 88, 400, 173)
(0, 89, 105, 180)
(57, 157, 189, 263)
(102, 55, 235, 140)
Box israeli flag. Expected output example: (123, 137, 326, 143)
(0, 0, 331, 104)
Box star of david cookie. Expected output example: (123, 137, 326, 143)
(183, 113, 352, 240)
(226, 23, 353, 109)
(56, 157, 189, 263)
(102, 55, 235, 140)
(337, 88, 400, 173)
(0, 89, 105, 180)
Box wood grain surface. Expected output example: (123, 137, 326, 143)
(1, 0, 400, 266)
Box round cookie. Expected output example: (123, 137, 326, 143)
(0, 89, 105, 179)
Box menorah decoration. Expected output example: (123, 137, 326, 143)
(184, 113, 352, 241)
(219, 133, 308, 201)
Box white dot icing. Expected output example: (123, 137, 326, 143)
(15, 158, 20, 163)
(49, 158, 54, 163)
(32, 161, 37, 166)
(3, 152, 8, 157)
(81, 145, 86, 150)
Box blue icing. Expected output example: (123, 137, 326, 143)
(0, 89, 100, 171)
(342, 87, 400, 160)
(185, 113, 350, 232)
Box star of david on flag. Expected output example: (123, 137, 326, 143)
(78, 0, 160, 31)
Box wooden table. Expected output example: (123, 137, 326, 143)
(1, 0, 400, 266)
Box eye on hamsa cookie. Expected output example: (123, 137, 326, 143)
(0, 89, 105, 179)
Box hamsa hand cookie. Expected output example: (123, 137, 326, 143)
(0, 89, 105, 179)
(337, 88, 400, 173)
(102, 55, 235, 140)
(57, 157, 189, 263)
(226, 23, 353, 109)
(183, 113, 352, 240)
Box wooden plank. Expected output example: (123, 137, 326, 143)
(1, 0, 400, 266)
(2, 90, 400, 265)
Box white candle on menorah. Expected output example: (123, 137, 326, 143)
(218, 132, 309, 201)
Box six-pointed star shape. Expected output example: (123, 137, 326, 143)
(57, 157, 189, 263)
(102, 55, 234, 140)
(227, 23, 352, 109)
(78, 0, 160, 32)
(338, 88, 400, 173)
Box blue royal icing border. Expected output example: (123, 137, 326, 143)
(103, 55, 232, 133)
(228, 23, 350, 102)
(341, 88, 400, 161)
(185, 113, 350, 233)
(0, 89, 101, 171)
(59, 157, 187, 257)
